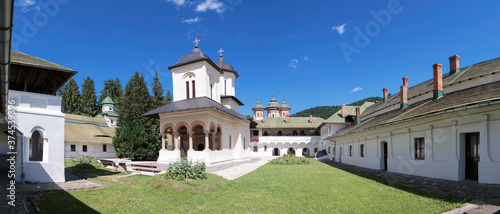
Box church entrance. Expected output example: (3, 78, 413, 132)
(302, 148, 310, 156)
(465, 133, 480, 181)
(192, 125, 205, 151)
(272, 148, 280, 156)
(215, 127, 221, 150)
(178, 126, 189, 157)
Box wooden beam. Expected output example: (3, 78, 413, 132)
(24, 70, 32, 92)
(33, 71, 45, 88)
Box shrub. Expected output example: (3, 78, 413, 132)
(270, 156, 310, 165)
(165, 158, 206, 181)
(75, 154, 98, 164)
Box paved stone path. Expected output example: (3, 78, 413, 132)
(322, 160, 500, 213)
(206, 157, 276, 180)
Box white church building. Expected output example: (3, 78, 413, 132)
(326, 55, 500, 184)
(143, 41, 251, 165)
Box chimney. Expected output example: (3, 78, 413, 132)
(383, 88, 388, 101)
(355, 106, 361, 124)
(433, 63, 444, 99)
(403, 77, 409, 88)
(286, 114, 290, 123)
(449, 55, 460, 75)
(400, 85, 408, 109)
(262, 116, 265, 123)
(309, 115, 313, 123)
(375, 101, 379, 103)
(341, 104, 346, 118)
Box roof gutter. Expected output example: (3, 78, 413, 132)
(0, 0, 14, 115)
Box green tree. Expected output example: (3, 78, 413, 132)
(165, 90, 173, 104)
(98, 78, 123, 113)
(80, 76, 98, 117)
(113, 71, 159, 160)
(151, 71, 165, 108)
(60, 78, 81, 114)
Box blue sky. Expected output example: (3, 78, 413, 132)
(11, 0, 500, 116)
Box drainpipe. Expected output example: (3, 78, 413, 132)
(1, 0, 14, 115)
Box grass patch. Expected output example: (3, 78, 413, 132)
(39, 158, 466, 213)
(270, 156, 309, 165)
(64, 159, 125, 179)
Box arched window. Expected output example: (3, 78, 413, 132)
(263, 131, 268, 136)
(278, 131, 282, 136)
(229, 135, 232, 150)
(192, 80, 196, 98)
(293, 130, 298, 136)
(224, 80, 227, 95)
(210, 84, 213, 99)
(29, 131, 43, 162)
(300, 130, 305, 136)
(186, 81, 190, 99)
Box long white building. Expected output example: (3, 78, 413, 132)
(326, 55, 500, 184)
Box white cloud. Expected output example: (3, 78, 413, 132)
(16, 0, 39, 13)
(164, 0, 186, 6)
(350, 87, 363, 92)
(333, 23, 348, 35)
(288, 59, 299, 68)
(182, 17, 201, 24)
(195, 0, 224, 13)
(303, 56, 309, 61)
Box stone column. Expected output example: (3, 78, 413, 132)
(211, 132, 215, 151)
(188, 131, 194, 151)
(161, 133, 166, 151)
(173, 132, 180, 151)
(204, 130, 210, 152)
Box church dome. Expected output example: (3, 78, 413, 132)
(252, 98, 264, 110)
(168, 45, 222, 73)
(216, 57, 239, 78)
(100, 96, 114, 105)
(266, 95, 279, 109)
(279, 98, 291, 110)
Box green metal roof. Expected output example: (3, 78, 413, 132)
(65, 122, 115, 144)
(100, 96, 114, 104)
(101, 111, 118, 117)
(255, 117, 325, 129)
(325, 102, 375, 123)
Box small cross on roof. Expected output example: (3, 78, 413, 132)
(193, 38, 201, 47)
(218, 48, 224, 57)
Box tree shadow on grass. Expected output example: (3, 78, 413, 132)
(320, 160, 469, 205)
(66, 163, 122, 179)
(38, 190, 100, 214)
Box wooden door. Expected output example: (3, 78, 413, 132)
(465, 133, 480, 180)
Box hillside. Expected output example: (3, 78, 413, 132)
(291, 97, 383, 119)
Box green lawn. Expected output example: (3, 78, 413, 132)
(39, 159, 466, 213)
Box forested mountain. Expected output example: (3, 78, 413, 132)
(291, 97, 383, 119)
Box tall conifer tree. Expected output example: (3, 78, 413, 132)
(151, 71, 165, 108)
(61, 78, 81, 114)
(113, 71, 160, 160)
(80, 76, 98, 116)
(165, 90, 173, 105)
(98, 78, 123, 113)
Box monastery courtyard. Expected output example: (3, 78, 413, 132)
(8, 157, 498, 214)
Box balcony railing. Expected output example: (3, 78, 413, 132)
(250, 136, 259, 142)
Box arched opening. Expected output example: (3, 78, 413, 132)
(192, 80, 196, 98)
(302, 148, 310, 156)
(215, 127, 222, 150)
(192, 125, 204, 151)
(314, 148, 318, 153)
(165, 127, 174, 151)
(293, 130, 298, 136)
(29, 131, 43, 162)
(209, 126, 215, 151)
(186, 81, 190, 99)
(300, 130, 305, 136)
(277, 131, 282, 136)
(263, 131, 269, 136)
(288, 147, 295, 156)
(178, 126, 188, 157)
(272, 148, 280, 156)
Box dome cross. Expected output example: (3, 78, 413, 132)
(218, 48, 224, 57)
(193, 38, 201, 48)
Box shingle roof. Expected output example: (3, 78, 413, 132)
(100, 96, 114, 105)
(11, 51, 75, 72)
(255, 117, 325, 129)
(362, 57, 500, 119)
(330, 81, 500, 138)
(65, 113, 108, 126)
(168, 47, 223, 74)
(252, 98, 264, 110)
(65, 123, 115, 144)
(266, 95, 279, 109)
(142, 96, 247, 120)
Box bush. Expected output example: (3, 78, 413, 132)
(270, 156, 310, 165)
(165, 158, 206, 181)
(75, 154, 98, 164)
